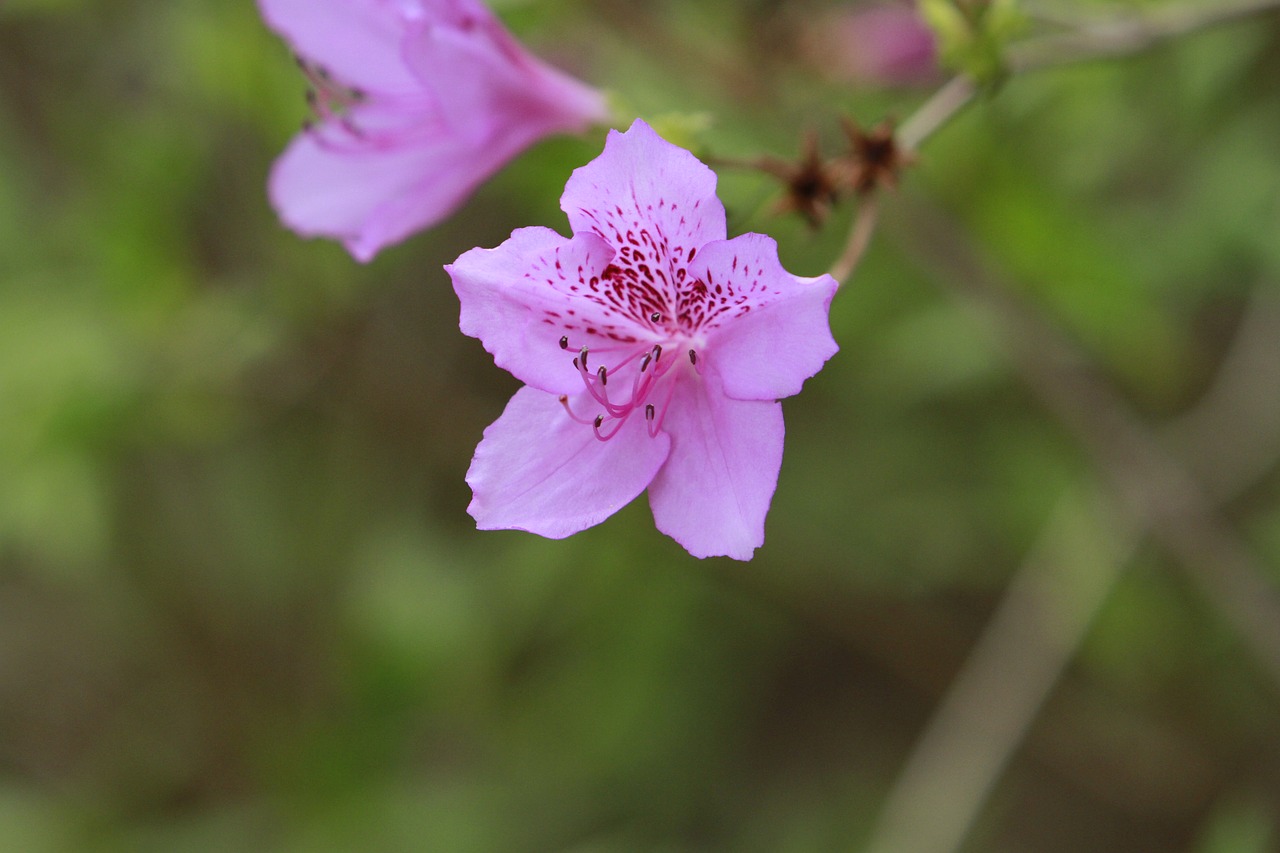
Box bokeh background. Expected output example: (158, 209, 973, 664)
(3, 0, 1280, 850)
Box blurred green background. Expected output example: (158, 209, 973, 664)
(3, 0, 1280, 850)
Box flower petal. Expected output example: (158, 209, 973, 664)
(399, 0, 493, 28)
(561, 121, 727, 305)
(648, 373, 784, 560)
(258, 0, 420, 92)
(467, 386, 671, 538)
(269, 110, 512, 262)
(448, 228, 658, 394)
(694, 234, 838, 400)
(400, 14, 606, 139)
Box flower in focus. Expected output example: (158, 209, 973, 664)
(259, 0, 608, 262)
(446, 121, 838, 560)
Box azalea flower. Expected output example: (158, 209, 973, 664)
(259, 0, 609, 261)
(446, 121, 839, 560)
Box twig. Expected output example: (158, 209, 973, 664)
(1008, 0, 1280, 72)
(896, 75, 978, 154)
(863, 199, 1280, 853)
(896, 197, 1280, 692)
(829, 194, 880, 287)
(828, 0, 1280, 281)
(861, 290, 1280, 853)
(1163, 288, 1280, 502)
(863, 488, 1139, 853)
(851, 4, 1280, 849)
(897, 0, 1280, 152)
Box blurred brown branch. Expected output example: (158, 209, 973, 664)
(863, 487, 1139, 853)
(861, 196, 1280, 853)
(1011, 0, 1280, 70)
(896, 197, 1280, 686)
(829, 194, 879, 287)
(897, 0, 1280, 154)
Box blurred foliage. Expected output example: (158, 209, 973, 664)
(1, 0, 1280, 851)
(919, 0, 1025, 83)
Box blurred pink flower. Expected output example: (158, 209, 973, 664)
(806, 3, 938, 87)
(259, 0, 608, 261)
(446, 121, 838, 560)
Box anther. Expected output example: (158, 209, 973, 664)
(579, 346, 589, 369)
(650, 312, 662, 323)
(640, 353, 652, 373)
(593, 414, 604, 428)
(559, 336, 569, 350)
(646, 404, 655, 420)
(651, 345, 662, 362)
(558, 395, 568, 403)
(689, 349, 698, 365)
(597, 365, 608, 386)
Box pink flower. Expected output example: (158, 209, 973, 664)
(259, 0, 608, 261)
(803, 3, 938, 88)
(445, 121, 838, 560)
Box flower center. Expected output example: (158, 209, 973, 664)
(555, 317, 702, 442)
(298, 58, 366, 131)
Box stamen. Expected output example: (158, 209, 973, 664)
(558, 394, 596, 425)
(593, 411, 631, 442)
(562, 336, 687, 442)
(298, 58, 365, 127)
(650, 312, 662, 323)
(688, 349, 698, 365)
(575, 351, 626, 416)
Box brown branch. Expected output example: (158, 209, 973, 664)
(1009, 0, 1280, 72)
(823, 0, 1280, 285)
(862, 198, 1280, 853)
(863, 290, 1280, 853)
(894, 196, 1280, 690)
(829, 194, 880, 287)
(863, 488, 1139, 853)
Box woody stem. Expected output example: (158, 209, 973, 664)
(830, 194, 880, 289)
(827, 0, 1280, 283)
